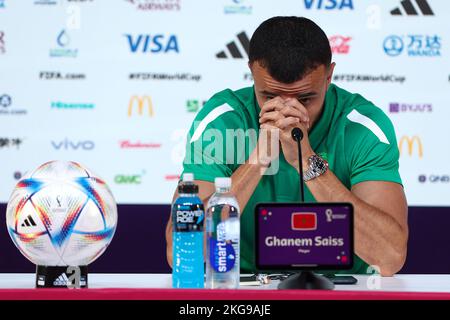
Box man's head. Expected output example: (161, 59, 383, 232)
(249, 16, 335, 127)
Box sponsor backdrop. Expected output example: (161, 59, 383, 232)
(0, 0, 449, 207)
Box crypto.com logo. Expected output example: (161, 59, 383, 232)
(398, 136, 423, 158)
(128, 95, 154, 117)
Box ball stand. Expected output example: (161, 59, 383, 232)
(36, 265, 88, 288)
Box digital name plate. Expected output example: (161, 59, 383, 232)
(256, 203, 354, 270)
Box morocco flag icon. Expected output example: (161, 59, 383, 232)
(291, 212, 317, 231)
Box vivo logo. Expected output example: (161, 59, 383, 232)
(125, 34, 179, 53)
(51, 139, 95, 150)
(304, 0, 354, 10)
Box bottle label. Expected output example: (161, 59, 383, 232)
(209, 222, 236, 273)
(174, 204, 204, 232)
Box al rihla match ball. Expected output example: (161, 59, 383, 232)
(6, 160, 118, 266)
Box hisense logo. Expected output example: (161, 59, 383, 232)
(51, 101, 94, 109)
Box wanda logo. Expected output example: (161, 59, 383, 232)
(329, 36, 352, 54)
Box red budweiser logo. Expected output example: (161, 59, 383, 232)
(119, 140, 162, 149)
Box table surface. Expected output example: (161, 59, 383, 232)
(0, 273, 450, 291)
(1, 274, 450, 300)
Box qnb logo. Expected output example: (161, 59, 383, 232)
(128, 95, 154, 117)
(291, 212, 317, 231)
(391, 0, 434, 16)
(303, 0, 354, 10)
(51, 139, 95, 151)
(114, 174, 143, 185)
(329, 35, 351, 54)
(125, 34, 179, 53)
(398, 136, 423, 158)
(383, 34, 441, 57)
(216, 31, 250, 59)
(419, 175, 450, 184)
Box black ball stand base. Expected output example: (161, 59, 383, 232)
(36, 265, 88, 288)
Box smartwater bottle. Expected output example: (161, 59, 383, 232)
(205, 177, 240, 289)
(172, 173, 204, 288)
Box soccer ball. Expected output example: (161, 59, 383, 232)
(6, 160, 118, 266)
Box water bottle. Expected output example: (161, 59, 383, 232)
(172, 173, 205, 288)
(205, 177, 240, 289)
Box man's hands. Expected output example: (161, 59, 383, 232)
(259, 97, 315, 171)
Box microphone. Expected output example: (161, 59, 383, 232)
(291, 127, 305, 202)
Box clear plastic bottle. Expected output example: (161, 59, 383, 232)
(205, 177, 240, 289)
(172, 173, 204, 288)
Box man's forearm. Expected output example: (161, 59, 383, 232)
(231, 148, 269, 214)
(304, 169, 408, 275)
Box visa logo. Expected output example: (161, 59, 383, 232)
(304, 0, 354, 10)
(291, 212, 317, 231)
(51, 139, 95, 150)
(125, 34, 179, 53)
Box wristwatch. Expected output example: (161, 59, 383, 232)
(303, 154, 328, 182)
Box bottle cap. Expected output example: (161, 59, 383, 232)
(215, 177, 231, 189)
(182, 173, 194, 182)
(178, 173, 198, 194)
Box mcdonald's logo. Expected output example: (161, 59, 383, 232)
(398, 136, 423, 158)
(128, 95, 154, 117)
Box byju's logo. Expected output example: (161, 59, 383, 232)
(389, 102, 432, 113)
(128, 95, 154, 117)
(390, 0, 434, 16)
(383, 35, 441, 57)
(329, 35, 351, 54)
(303, 0, 354, 10)
(0, 31, 5, 54)
(125, 34, 179, 54)
(398, 136, 423, 158)
(0, 94, 27, 116)
(51, 139, 95, 150)
(49, 29, 78, 58)
(216, 31, 249, 59)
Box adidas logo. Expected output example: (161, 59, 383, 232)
(216, 31, 250, 59)
(391, 0, 434, 16)
(21, 215, 37, 227)
(53, 273, 71, 287)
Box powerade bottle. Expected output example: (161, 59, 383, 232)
(172, 173, 205, 288)
(205, 177, 240, 289)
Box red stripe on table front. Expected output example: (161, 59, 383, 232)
(0, 289, 449, 300)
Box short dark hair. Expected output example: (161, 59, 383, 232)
(249, 16, 331, 83)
